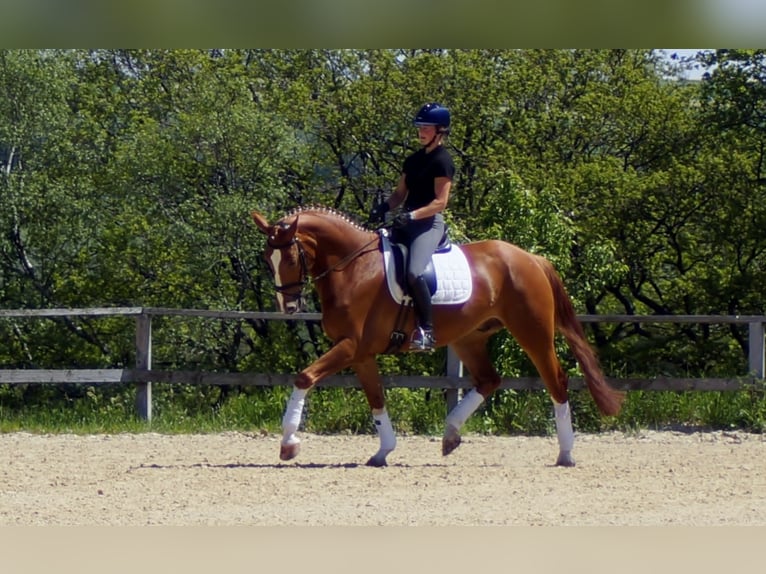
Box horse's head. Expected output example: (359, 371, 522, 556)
(252, 210, 309, 314)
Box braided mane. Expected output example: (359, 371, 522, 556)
(281, 205, 371, 232)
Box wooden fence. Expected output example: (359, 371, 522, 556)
(1, 307, 765, 421)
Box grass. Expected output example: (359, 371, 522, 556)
(1, 383, 765, 435)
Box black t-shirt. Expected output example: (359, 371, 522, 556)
(402, 145, 455, 210)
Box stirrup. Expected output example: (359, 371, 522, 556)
(410, 327, 436, 352)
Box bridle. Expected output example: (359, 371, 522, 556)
(266, 231, 379, 308)
(266, 235, 311, 306)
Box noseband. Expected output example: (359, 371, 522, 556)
(267, 236, 310, 304)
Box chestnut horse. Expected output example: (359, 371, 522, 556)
(251, 207, 623, 467)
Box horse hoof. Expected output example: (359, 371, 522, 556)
(442, 426, 462, 456)
(556, 451, 576, 467)
(366, 449, 391, 467)
(280, 442, 300, 461)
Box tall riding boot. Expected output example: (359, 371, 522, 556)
(408, 275, 435, 351)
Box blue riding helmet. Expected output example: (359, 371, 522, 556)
(413, 103, 451, 133)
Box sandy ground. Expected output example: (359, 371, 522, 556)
(1, 429, 764, 526)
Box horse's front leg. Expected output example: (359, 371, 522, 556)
(279, 338, 356, 462)
(352, 357, 396, 467)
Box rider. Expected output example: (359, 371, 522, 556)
(369, 102, 455, 352)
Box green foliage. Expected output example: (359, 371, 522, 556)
(466, 390, 553, 435)
(3, 382, 765, 436)
(385, 388, 447, 435)
(0, 383, 145, 433)
(301, 388, 372, 434)
(3, 49, 766, 436)
(617, 387, 766, 433)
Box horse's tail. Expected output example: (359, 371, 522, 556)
(536, 256, 625, 416)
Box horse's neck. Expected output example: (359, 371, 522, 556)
(300, 216, 376, 271)
(298, 216, 381, 313)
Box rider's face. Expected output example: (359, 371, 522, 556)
(417, 125, 437, 145)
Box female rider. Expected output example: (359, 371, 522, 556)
(369, 102, 455, 351)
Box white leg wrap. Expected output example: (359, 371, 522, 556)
(372, 408, 396, 452)
(445, 388, 485, 430)
(554, 401, 575, 452)
(281, 386, 308, 445)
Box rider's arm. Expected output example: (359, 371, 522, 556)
(385, 174, 408, 211)
(410, 176, 451, 220)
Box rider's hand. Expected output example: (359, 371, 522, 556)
(393, 211, 413, 228)
(368, 202, 389, 224)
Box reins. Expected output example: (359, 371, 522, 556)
(313, 235, 379, 282)
(268, 230, 381, 296)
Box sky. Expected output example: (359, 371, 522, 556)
(658, 48, 715, 81)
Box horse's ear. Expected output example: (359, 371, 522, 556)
(251, 211, 271, 234)
(284, 215, 298, 239)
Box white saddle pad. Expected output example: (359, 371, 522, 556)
(380, 232, 472, 305)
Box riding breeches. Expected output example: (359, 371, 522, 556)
(392, 213, 445, 283)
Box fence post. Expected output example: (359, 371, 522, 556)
(445, 347, 463, 412)
(135, 313, 152, 421)
(748, 320, 765, 379)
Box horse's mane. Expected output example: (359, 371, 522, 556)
(281, 205, 372, 232)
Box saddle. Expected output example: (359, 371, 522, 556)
(378, 229, 472, 305)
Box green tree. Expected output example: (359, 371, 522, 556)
(3, 48, 766, 400)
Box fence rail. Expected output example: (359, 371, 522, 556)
(1, 307, 764, 421)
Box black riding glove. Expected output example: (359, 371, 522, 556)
(368, 202, 390, 223)
(393, 211, 413, 229)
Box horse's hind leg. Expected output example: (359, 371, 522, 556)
(442, 335, 500, 456)
(526, 347, 576, 466)
(353, 356, 396, 467)
(509, 324, 576, 467)
(552, 399, 575, 467)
